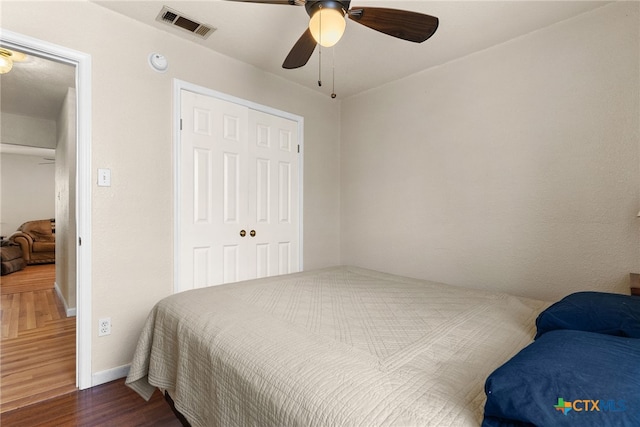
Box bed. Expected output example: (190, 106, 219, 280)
(126, 265, 552, 426)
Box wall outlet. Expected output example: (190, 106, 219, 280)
(98, 317, 111, 336)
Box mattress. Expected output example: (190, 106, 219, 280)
(126, 266, 548, 426)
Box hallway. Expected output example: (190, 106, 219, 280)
(0, 264, 76, 412)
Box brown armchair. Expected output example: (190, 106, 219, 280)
(10, 219, 56, 265)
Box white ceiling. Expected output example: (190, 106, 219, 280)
(0, 0, 611, 128)
(0, 54, 75, 121)
(93, 0, 610, 99)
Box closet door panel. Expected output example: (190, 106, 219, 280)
(248, 109, 299, 278)
(180, 90, 249, 289)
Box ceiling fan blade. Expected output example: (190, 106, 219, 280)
(348, 7, 438, 43)
(225, 0, 304, 5)
(282, 28, 317, 69)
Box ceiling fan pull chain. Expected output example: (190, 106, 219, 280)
(331, 47, 337, 99)
(318, 45, 322, 87)
(318, 7, 323, 87)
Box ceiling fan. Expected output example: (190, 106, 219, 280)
(228, 0, 439, 69)
(0, 47, 28, 74)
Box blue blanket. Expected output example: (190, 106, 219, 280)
(483, 330, 640, 426)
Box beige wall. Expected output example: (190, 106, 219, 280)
(341, 2, 640, 301)
(0, 112, 57, 149)
(0, 111, 57, 237)
(0, 152, 55, 235)
(2, 1, 341, 376)
(55, 87, 77, 314)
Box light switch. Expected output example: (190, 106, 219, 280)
(98, 168, 111, 187)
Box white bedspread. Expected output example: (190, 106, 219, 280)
(126, 266, 548, 426)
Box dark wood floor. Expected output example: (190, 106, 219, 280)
(0, 379, 183, 426)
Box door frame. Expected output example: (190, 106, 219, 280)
(172, 79, 304, 293)
(0, 29, 93, 390)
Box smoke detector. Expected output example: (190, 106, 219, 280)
(156, 6, 216, 39)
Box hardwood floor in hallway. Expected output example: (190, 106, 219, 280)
(0, 264, 77, 413)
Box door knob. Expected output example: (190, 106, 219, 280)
(250, 230, 256, 237)
(239, 230, 246, 237)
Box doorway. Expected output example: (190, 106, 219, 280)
(0, 30, 92, 392)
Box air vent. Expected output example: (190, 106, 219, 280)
(156, 6, 216, 39)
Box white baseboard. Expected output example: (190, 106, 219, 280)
(92, 364, 131, 387)
(54, 281, 76, 317)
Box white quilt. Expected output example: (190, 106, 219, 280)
(126, 266, 548, 426)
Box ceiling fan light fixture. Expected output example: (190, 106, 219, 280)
(7, 49, 27, 62)
(0, 48, 28, 74)
(0, 54, 13, 74)
(309, 7, 346, 47)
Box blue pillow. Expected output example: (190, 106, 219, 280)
(483, 330, 640, 427)
(535, 291, 640, 339)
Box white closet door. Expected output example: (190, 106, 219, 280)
(179, 90, 299, 292)
(247, 109, 299, 279)
(180, 90, 249, 289)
